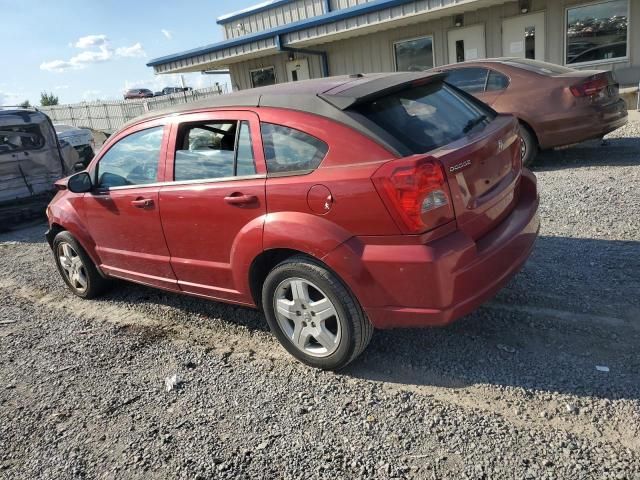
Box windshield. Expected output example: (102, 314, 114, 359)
(353, 82, 494, 154)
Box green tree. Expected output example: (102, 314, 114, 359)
(40, 91, 59, 106)
(19, 100, 31, 108)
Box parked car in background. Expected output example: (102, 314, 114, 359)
(54, 124, 94, 167)
(46, 73, 539, 369)
(154, 87, 191, 96)
(123, 89, 154, 100)
(434, 58, 628, 165)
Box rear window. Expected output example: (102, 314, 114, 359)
(503, 58, 574, 75)
(0, 124, 45, 153)
(353, 82, 494, 154)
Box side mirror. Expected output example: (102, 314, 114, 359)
(73, 161, 86, 172)
(67, 171, 93, 193)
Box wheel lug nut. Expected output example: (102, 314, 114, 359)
(311, 311, 316, 316)
(296, 311, 301, 316)
(302, 321, 307, 327)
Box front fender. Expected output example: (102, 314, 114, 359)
(48, 194, 102, 269)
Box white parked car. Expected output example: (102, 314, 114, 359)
(53, 124, 95, 166)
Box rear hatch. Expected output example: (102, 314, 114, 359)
(431, 115, 521, 240)
(345, 78, 521, 240)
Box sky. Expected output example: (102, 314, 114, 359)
(0, 0, 259, 106)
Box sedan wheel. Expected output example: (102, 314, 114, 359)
(274, 278, 342, 358)
(262, 255, 374, 370)
(58, 242, 89, 293)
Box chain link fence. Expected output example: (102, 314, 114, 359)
(39, 85, 229, 133)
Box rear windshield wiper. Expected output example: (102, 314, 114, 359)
(463, 114, 487, 134)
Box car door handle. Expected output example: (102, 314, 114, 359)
(224, 194, 258, 206)
(131, 198, 154, 208)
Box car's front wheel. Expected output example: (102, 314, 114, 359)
(262, 255, 373, 370)
(53, 231, 109, 299)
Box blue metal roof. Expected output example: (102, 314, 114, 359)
(147, 0, 416, 67)
(216, 0, 297, 25)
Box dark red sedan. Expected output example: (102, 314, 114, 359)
(46, 73, 539, 369)
(435, 58, 628, 165)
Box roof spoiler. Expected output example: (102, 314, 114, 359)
(318, 72, 446, 110)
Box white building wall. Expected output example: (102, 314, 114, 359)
(226, 0, 638, 89)
(223, 0, 328, 39)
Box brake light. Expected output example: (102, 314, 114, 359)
(570, 74, 609, 97)
(372, 156, 454, 234)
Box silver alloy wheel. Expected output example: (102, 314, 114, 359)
(57, 242, 88, 293)
(520, 136, 527, 160)
(273, 277, 342, 358)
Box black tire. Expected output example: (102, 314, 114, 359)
(52, 231, 110, 299)
(262, 255, 373, 370)
(519, 122, 539, 168)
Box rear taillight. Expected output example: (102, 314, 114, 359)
(570, 74, 609, 97)
(372, 156, 454, 234)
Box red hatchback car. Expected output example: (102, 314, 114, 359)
(47, 73, 539, 369)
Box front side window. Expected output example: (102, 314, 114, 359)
(250, 67, 276, 88)
(353, 82, 495, 154)
(566, 0, 628, 65)
(97, 126, 163, 188)
(261, 123, 328, 174)
(394, 36, 434, 71)
(444, 68, 489, 94)
(174, 120, 256, 181)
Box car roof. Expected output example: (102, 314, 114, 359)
(118, 72, 444, 158)
(123, 72, 443, 128)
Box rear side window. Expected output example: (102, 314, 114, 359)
(261, 123, 328, 174)
(353, 82, 494, 154)
(486, 70, 510, 91)
(444, 68, 489, 93)
(174, 120, 256, 181)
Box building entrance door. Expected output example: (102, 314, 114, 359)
(502, 12, 546, 61)
(286, 58, 310, 82)
(447, 24, 486, 63)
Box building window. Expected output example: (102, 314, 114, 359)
(394, 36, 434, 72)
(250, 66, 276, 88)
(566, 0, 628, 65)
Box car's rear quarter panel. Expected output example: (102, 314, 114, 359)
(258, 108, 401, 257)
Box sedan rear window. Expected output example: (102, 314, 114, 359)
(353, 82, 494, 154)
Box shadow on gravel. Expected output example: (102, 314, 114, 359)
(0, 221, 47, 244)
(531, 136, 640, 172)
(345, 236, 640, 401)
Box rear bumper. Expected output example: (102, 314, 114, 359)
(538, 98, 628, 149)
(323, 170, 539, 329)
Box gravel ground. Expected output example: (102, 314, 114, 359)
(1, 121, 639, 479)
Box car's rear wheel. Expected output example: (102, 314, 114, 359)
(53, 231, 109, 299)
(519, 122, 539, 167)
(262, 255, 373, 370)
